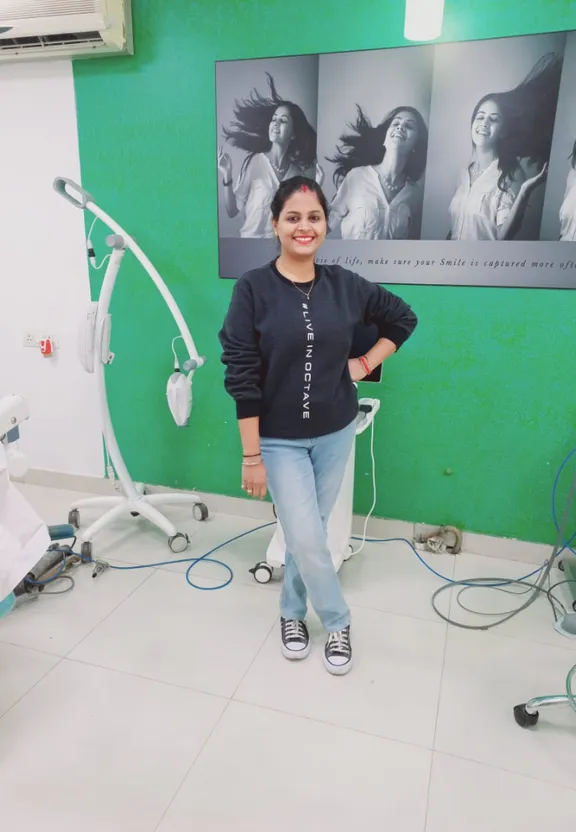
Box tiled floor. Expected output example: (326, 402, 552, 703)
(1, 484, 575, 831)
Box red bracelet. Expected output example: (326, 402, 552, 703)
(359, 355, 372, 376)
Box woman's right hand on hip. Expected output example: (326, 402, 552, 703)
(242, 461, 267, 500)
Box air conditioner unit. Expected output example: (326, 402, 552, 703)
(0, 0, 133, 62)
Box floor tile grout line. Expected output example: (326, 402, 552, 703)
(0, 569, 159, 727)
(3, 534, 574, 804)
(0, 655, 66, 727)
(230, 694, 576, 798)
(3, 582, 572, 679)
(423, 619, 450, 830)
(237, 584, 576, 655)
(423, 753, 438, 832)
(61, 567, 158, 660)
(439, 615, 576, 655)
(0, 638, 67, 660)
(230, 614, 281, 700)
(4, 659, 574, 806)
(147, 572, 279, 830)
(230, 695, 434, 754)
(152, 699, 233, 832)
(435, 747, 576, 794)
(63, 654, 234, 702)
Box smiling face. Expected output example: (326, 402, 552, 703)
(471, 99, 504, 150)
(384, 110, 420, 155)
(272, 188, 327, 260)
(269, 105, 294, 147)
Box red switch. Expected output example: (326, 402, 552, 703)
(39, 337, 53, 357)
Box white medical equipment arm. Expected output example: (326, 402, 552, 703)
(52, 177, 209, 559)
(0, 395, 29, 439)
(53, 177, 204, 372)
(0, 395, 49, 601)
(0, 395, 30, 480)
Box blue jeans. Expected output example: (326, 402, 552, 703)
(261, 420, 356, 633)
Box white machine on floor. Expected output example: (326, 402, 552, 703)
(53, 178, 209, 560)
(0, 395, 50, 603)
(250, 397, 381, 583)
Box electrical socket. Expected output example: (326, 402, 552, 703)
(23, 332, 57, 350)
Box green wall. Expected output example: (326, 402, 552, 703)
(73, 0, 576, 544)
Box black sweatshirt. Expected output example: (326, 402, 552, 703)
(219, 261, 417, 439)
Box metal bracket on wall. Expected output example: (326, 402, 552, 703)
(421, 525, 463, 555)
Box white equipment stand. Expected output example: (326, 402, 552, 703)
(250, 397, 381, 583)
(53, 178, 208, 559)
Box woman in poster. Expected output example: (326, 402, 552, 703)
(218, 73, 319, 238)
(448, 53, 562, 241)
(559, 140, 576, 241)
(323, 106, 429, 240)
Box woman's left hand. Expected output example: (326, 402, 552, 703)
(523, 161, 548, 193)
(348, 358, 367, 382)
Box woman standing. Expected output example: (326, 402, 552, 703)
(559, 140, 576, 242)
(448, 53, 562, 241)
(219, 177, 417, 675)
(324, 105, 429, 240)
(218, 73, 319, 238)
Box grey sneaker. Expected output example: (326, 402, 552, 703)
(324, 625, 352, 675)
(280, 618, 311, 660)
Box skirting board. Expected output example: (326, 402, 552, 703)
(22, 468, 557, 567)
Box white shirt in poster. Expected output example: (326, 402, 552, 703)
(330, 166, 421, 240)
(449, 160, 524, 241)
(559, 167, 576, 242)
(234, 154, 314, 238)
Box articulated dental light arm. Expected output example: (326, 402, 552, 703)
(53, 177, 204, 371)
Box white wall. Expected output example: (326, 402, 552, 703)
(0, 60, 103, 477)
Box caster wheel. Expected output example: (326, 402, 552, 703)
(558, 560, 565, 572)
(68, 509, 80, 529)
(130, 511, 140, 517)
(513, 704, 539, 728)
(193, 502, 209, 522)
(249, 562, 273, 584)
(80, 541, 92, 560)
(169, 533, 189, 554)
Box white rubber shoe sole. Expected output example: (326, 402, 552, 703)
(323, 654, 353, 675)
(282, 641, 311, 661)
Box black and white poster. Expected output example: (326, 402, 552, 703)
(215, 31, 576, 288)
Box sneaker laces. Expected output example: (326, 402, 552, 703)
(327, 628, 350, 655)
(283, 619, 306, 642)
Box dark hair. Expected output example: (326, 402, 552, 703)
(222, 73, 317, 180)
(270, 176, 330, 222)
(570, 139, 576, 169)
(327, 105, 429, 187)
(471, 52, 563, 192)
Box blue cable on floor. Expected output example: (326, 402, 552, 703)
(105, 526, 545, 592)
(351, 535, 546, 587)
(73, 447, 576, 593)
(106, 522, 276, 590)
